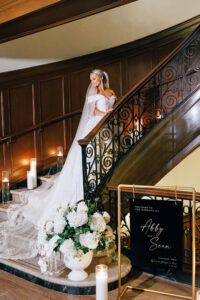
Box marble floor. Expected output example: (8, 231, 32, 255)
(0, 268, 194, 300)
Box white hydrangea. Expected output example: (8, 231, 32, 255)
(79, 232, 99, 249)
(60, 238, 75, 255)
(67, 211, 88, 228)
(49, 235, 60, 250)
(41, 240, 53, 258)
(38, 220, 45, 230)
(77, 201, 88, 213)
(90, 212, 106, 233)
(53, 214, 66, 234)
(56, 206, 66, 215)
(38, 257, 48, 273)
(41, 235, 59, 258)
(102, 211, 111, 224)
(37, 228, 47, 245)
(45, 220, 54, 234)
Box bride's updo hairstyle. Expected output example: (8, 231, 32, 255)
(90, 69, 109, 89)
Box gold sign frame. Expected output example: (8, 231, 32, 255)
(117, 184, 196, 300)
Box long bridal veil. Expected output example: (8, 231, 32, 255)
(0, 83, 98, 260)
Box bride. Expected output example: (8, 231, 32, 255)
(0, 69, 116, 260)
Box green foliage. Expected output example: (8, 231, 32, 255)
(44, 198, 114, 256)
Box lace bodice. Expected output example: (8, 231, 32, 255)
(88, 94, 115, 113)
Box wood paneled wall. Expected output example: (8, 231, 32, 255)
(0, 17, 199, 184)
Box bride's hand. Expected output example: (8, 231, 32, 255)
(106, 106, 113, 112)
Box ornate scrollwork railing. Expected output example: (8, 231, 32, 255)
(79, 25, 200, 199)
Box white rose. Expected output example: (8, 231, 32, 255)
(105, 225, 115, 242)
(38, 257, 47, 273)
(49, 235, 60, 250)
(38, 220, 45, 230)
(102, 211, 111, 224)
(90, 212, 106, 233)
(45, 220, 54, 233)
(37, 229, 47, 244)
(77, 201, 88, 213)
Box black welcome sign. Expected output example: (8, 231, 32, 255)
(130, 199, 183, 270)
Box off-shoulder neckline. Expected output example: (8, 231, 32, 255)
(88, 94, 115, 99)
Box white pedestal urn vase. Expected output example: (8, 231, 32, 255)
(64, 250, 93, 281)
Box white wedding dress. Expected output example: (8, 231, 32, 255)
(0, 92, 115, 260)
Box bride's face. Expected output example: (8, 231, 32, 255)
(90, 73, 102, 88)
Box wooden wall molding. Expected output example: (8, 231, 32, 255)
(0, 0, 138, 44)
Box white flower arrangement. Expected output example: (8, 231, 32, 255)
(37, 199, 115, 272)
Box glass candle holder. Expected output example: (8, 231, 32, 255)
(57, 146, 64, 172)
(96, 264, 108, 300)
(47, 252, 60, 276)
(30, 158, 37, 188)
(2, 171, 10, 204)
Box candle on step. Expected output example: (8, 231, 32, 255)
(96, 264, 108, 300)
(57, 146, 64, 172)
(30, 158, 37, 188)
(27, 171, 34, 190)
(2, 171, 10, 204)
(57, 146, 63, 157)
(197, 290, 200, 300)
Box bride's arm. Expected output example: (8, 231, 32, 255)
(94, 107, 106, 116)
(88, 102, 106, 116)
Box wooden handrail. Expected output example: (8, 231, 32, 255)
(78, 23, 200, 146)
(107, 185, 200, 201)
(0, 109, 82, 144)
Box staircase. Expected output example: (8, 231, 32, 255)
(78, 24, 200, 199)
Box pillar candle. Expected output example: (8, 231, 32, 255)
(2, 171, 9, 182)
(96, 264, 108, 300)
(57, 146, 64, 172)
(57, 146, 63, 157)
(197, 290, 200, 300)
(2, 171, 9, 204)
(30, 158, 37, 188)
(2, 171, 9, 189)
(27, 171, 34, 190)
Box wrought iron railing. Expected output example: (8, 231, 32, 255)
(79, 25, 200, 199)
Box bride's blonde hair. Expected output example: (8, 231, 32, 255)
(90, 69, 109, 89)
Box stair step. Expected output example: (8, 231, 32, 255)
(9, 173, 58, 204)
(11, 188, 27, 203)
(0, 203, 10, 221)
(39, 173, 59, 183)
(39, 175, 52, 183)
